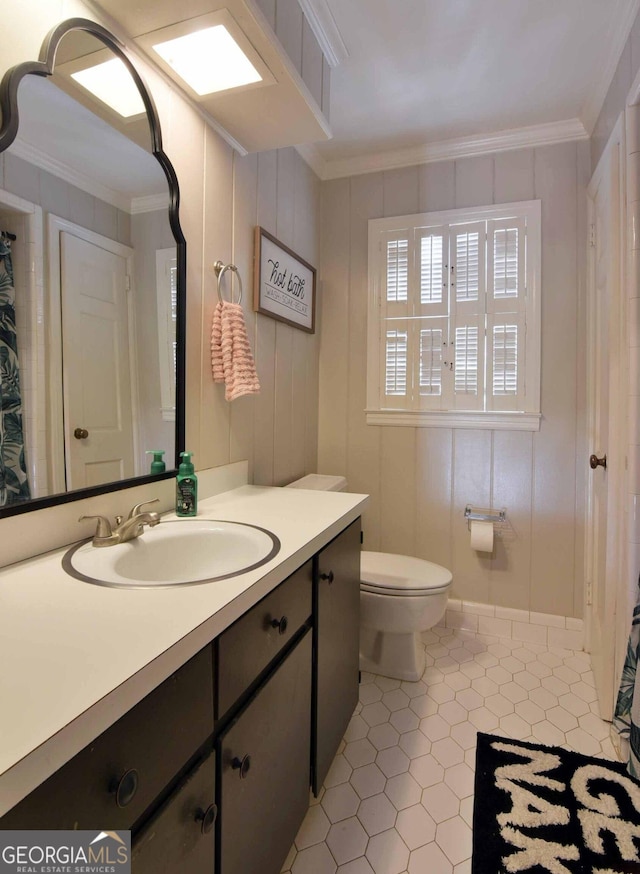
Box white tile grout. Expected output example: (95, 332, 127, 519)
(282, 626, 616, 874)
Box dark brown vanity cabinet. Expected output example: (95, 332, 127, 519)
(0, 645, 215, 832)
(313, 519, 362, 794)
(0, 517, 362, 874)
(214, 559, 313, 874)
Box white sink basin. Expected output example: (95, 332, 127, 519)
(62, 519, 280, 588)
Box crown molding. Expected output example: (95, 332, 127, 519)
(297, 118, 589, 181)
(296, 0, 348, 67)
(581, 0, 640, 133)
(130, 192, 169, 214)
(10, 138, 133, 212)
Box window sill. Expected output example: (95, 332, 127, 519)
(365, 409, 541, 431)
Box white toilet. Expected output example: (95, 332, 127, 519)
(286, 474, 453, 682)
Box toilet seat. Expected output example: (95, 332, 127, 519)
(360, 551, 452, 597)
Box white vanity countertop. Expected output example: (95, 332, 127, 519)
(0, 485, 368, 816)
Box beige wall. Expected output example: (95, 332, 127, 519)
(318, 143, 590, 618)
(181, 142, 321, 485)
(0, 0, 322, 504)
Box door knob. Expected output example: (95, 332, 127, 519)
(74, 428, 89, 439)
(589, 454, 607, 470)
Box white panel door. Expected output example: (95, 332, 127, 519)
(587, 133, 623, 720)
(60, 231, 134, 489)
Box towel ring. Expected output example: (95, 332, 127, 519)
(214, 260, 243, 305)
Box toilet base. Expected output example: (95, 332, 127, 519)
(359, 627, 426, 682)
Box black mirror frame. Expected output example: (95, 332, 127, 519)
(0, 18, 186, 518)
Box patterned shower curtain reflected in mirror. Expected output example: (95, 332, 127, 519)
(613, 583, 640, 777)
(0, 236, 30, 505)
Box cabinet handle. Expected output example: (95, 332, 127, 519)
(195, 803, 218, 835)
(231, 754, 252, 779)
(319, 571, 334, 584)
(270, 615, 288, 635)
(111, 768, 139, 807)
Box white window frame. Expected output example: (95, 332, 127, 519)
(366, 200, 541, 431)
(156, 247, 177, 422)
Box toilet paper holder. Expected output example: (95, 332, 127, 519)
(464, 505, 506, 529)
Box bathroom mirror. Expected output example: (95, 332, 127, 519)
(0, 18, 185, 517)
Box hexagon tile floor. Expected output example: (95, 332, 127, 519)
(280, 623, 617, 874)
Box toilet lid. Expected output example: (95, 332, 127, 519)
(360, 551, 452, 596)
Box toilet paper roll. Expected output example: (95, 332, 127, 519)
(470, 520, 494, 553)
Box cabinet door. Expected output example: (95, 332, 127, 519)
(219, 632, 311, 874)
(132, 754, 216, 874)
(313, 519, 361, 794)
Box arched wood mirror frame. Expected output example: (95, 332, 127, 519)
(0, 17, 186, 518)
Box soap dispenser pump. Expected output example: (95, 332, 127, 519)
(146, 450, 166, 475)
(176, 451, 198, 516)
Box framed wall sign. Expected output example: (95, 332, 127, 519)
(254, 227, 316, 333)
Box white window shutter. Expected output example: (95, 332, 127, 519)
(381, 320, 410, 408)
(487, 313, 524, 410)
(415, 227, 448, 317)
(384, 232, 410, 307)
(451, 223, 485, 316)
(452, 316, 484, 411)
(487, 217, 525, 314)
(156, 247, 178, 421)
(414, 316, 449, 409)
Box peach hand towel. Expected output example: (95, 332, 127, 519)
(210, 301, 261, 401)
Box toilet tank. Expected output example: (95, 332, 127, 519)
(285, 474, 347, 492)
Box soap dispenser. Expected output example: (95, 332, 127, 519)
(146, 450, 166, 475)
(176, 451, 198, 516)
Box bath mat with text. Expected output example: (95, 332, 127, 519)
(472, 732, 640, 873)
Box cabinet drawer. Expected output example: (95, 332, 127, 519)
(132, 753, 216, 874)
(0, 645, 214, 830)
(219, 632, 312, 874)
(217, 561, 312, 716)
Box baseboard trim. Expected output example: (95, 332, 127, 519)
(437, 599, 584, 651)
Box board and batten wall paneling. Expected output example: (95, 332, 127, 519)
(346, 173, 383, 549)
(317, 178, 350, 480)
(229, 153, 259, 479)
(199, 125, 234, 471)
(149, 68, 322, 488)
(530, 142, 580, 617)
(318, 142, 587, 617)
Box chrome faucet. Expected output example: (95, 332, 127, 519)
(80, 500, 161, 547)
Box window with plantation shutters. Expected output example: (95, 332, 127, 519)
(156, 247, 178, 422)
(367, 201, 541, 430)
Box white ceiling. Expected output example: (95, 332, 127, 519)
(307, 0, 639, 176)
(11, 0, 640, 194)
